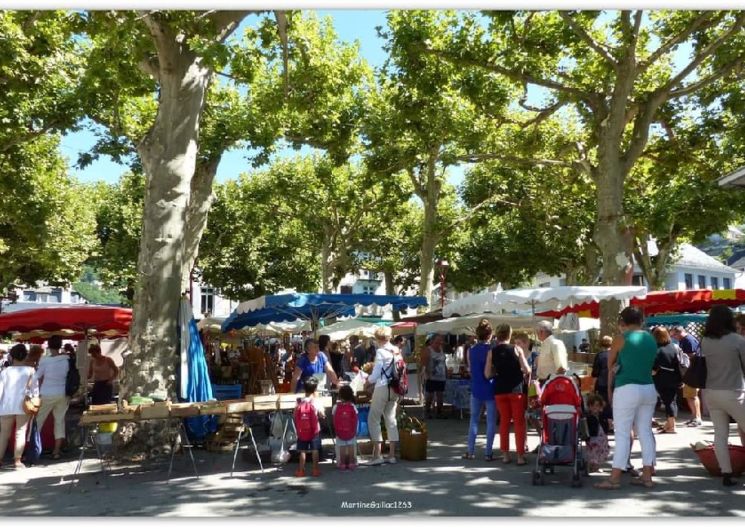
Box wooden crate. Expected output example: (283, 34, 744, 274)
(199, 402, 227, 415)
(138, 402, 171, 419)
(88, 404, 118, 414)
(170, 403, 201, 417)
(224, 399, 254, 414)
(79, 411, 135, 425)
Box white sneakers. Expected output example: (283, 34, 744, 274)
(362, 456, 397, 466)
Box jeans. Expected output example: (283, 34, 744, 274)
(495, 393, 527, 455)
(611, 384, 657, 470)
(467, 395, 497, 456)
(702, 389, 745, 474)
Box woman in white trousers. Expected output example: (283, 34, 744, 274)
(595, 307, 658, 490)
(364, 327, 400, 466)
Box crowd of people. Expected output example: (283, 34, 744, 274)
(2, 305, 744, 490)
(0, 337, 116, 470)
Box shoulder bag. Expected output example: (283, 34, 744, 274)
(23, 372, 41, 415)
(681, 346, 706, 389)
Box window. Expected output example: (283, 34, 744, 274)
(632, 274, 645, 286)
(51, 288, 62, 303)
(559, 278, 567, 286)
(539, 282, 551, 288)
(200, 287, 215, 316)
(23, 291, 36, 302)
(362, 285, 376, 295)
(711, 277, 719, 290)
(70, 292, 81, 304)
(724, 278, 732, 290)
(698, 275, 706, 289)
(339, 285, 353, 294)
(684, 274, 693, 289)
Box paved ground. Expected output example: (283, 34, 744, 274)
(1, 406, 744, 517)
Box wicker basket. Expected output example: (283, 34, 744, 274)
(694, 444, 745, 477)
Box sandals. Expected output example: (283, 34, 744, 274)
(501, 456, 511, 464)
(593, 479, 621, 490)
(516, 458, 528, 466)
(657, 428, 676, 434)
(51, 453, 61, 461)
(630, 477, 655, 488)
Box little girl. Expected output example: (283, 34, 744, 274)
(332, 384, 359, 470)
(584, 393, 611, 473)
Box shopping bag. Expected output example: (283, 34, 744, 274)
(23, 419, 42, 465)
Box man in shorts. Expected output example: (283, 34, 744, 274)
(671, 325, 702, 427)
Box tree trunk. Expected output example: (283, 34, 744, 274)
(120, 19, 213, 456)
(320, 230, 333, 294)
(383, 268, 401, 321)
(181, 157, 220, 291)
(417, 156, 442, 305)
(594, 158, 633, 337)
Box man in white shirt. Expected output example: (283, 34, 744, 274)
(535, 320, 568, 383)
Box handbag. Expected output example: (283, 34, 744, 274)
(22, 373, 41, 415)
(682, 349, 706, 389)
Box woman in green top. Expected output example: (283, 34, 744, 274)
(595, 306, 658, 490)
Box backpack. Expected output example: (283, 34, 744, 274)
(333, 402, 358, 441)
(65, 357, 80, 397)
(384, 356, 408, 397)
(294, 399, 320, 442)
(676, 345, 690, 376)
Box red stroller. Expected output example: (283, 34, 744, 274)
(532, 374, 587, 488)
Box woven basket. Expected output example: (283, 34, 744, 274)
(694, 445, 745, 477)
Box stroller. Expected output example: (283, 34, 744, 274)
(531, 374, 587, 488)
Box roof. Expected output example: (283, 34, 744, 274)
(675, 243, 739, 274)
(718, 166, 745, 188)
(729, 255, 745, 270)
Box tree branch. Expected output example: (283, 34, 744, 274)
(654, 12, 745, 97)
(668, 56, 745, 100)
(457, 152, 576, 168)
(559, 11, 617, 68)
(208, 10, 252, 43)
(417, 44, 593, 103)
(638, 11, 722, 74)
(274, 11, 290, 98)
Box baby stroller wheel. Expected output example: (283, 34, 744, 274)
(532, 471, 541, 486)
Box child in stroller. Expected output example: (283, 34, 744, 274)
(532, 374, 586, 487)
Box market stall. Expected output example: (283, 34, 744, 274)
(536, 288, 745, 319)
(221, 292, 428, 333)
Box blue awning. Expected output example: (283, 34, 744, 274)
(221, 293, 428, 333)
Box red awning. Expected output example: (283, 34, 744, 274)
(536, 289, 745, 319)
(0, 305, 132, 337)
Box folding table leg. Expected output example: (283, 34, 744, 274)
(247, 426, 263, 473)
(182, 423, 199, 479)
(68, 426, 89, 493)
(230, 424, 245, 478)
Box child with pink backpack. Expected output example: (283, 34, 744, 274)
(333, 385, 359, 471)
(294, 377, 325, 478)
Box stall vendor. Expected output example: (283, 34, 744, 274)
(87, 344, 119, 405)
(292, 338, 339, 393)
